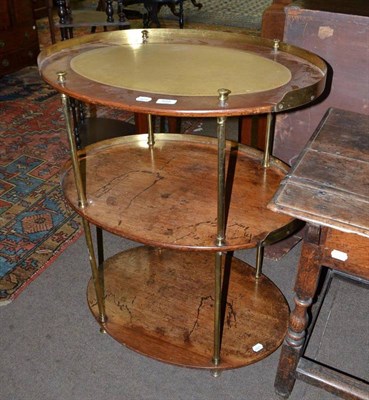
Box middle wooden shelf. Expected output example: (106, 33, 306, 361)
(61, 133, 296, 251)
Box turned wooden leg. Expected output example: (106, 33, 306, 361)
(275, 224, 322, 398)
(178, 0, 184, 28)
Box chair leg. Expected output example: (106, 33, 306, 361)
(166, 1, 184, 28)
(178, 0, 184, 28)
(47, 2, 57, 44)
(143, 1, 161, 27)
(190, 0, 203, 9)
(106, 0, 114, 22)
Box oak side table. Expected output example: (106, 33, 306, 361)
(269, 108, 369, 399)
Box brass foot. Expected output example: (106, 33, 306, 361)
(211, 369, 222, 378)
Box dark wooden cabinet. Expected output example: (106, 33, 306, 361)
(273, 0, 369, 165)
(0, 0, 40, 76)
(31, 0, 48, 20)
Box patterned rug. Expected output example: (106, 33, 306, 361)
(0, 67, 82, 304)
(0, 66, 135, 304)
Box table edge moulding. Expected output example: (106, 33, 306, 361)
(37, 29, 327, 372)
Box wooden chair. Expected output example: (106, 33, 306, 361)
(47, 0, 130, 43)
(142, 0, 202, 28)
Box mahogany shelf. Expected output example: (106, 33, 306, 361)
(60, 133, 295, 369)
(61, 134, 296, 251)
(87, 246, 289, 370)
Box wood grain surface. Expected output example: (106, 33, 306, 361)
(62, 134, 295, 250)
(269, 109, 369, 237)
(87, 246, 289, 369)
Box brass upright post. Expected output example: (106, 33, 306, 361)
(216, 115, 227, 246)
(255, 242, 264, 279)
(59, 87, 86, 207)
(213, 250, 222, 369)
(147, 113, 155, 147)
(262, 112, 274, 168)
(81, 218, 107, 325)
(258, 112, 274, 278)
(212, 88, 231, 370)
(58, 71, 106, 325)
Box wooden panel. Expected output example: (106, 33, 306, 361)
(273, 1, 369, 165)
(322, 230, 369, 279)
(31, 0, 49, 20)
(290, 0, 369, 16)
(0, 1, 11, 30)
(261, 0, 292, 40)
(0, 0, 40, 76)
(0, 26, 38, 53)
(87, 246, 289, 370)
(13, 0, 34, 23)
(0, 27, 39, 76)
(62, 134, 294, 251)
(269, 108, 369, 237)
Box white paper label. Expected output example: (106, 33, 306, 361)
(318, 26, 334, 40)
(252, 343, 264, 352)
(331, 249, 348, 261)
(136, 96, 152, 102)
(156, 98, 177, 105)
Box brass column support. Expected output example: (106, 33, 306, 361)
(59, 73, 106, 325)
(255, 242, 264, 279)
(82, 218, 107, 325)
(212, 88, 231, 371)
(262, 112, 274, 168)
(259, 112, 275, 276)
(216, 115, 227, 246)
(212, 250, 222, 369)
(147, 113, 155, 147)
(59, 86, 86, 208)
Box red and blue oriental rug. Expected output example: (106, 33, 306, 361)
(0, 67, 82, 304)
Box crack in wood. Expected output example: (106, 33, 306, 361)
(109, 291, 134, 324)
(185, 295, 214, 342)
(88, 292, 108, 309)
(183, 296, 237, 343)
(225, 300, 237, 329)
(124, 172, 164, 210)
(227, 222, 252, 242)
(94, 170, 153, 199)
(174, 220, 216, 242)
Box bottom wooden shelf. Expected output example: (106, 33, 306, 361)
(87, 246, 289, 370)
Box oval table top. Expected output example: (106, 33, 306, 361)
(38, 29, 327, 117)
